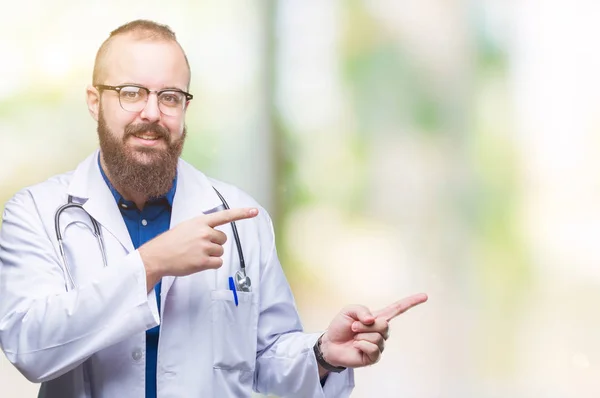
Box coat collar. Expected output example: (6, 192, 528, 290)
(66, 150, 224, 253)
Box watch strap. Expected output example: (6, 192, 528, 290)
(313, 333, 347, 373)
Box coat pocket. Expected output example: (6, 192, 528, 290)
(210, 290, 258, 372)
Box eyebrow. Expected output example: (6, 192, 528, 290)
(120, 82, 187, 92)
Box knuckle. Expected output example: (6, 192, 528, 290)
(199, 228, 212, 240)
(200, 240, 211, 251)
(197, 255, 211, 268)
(206, 257, 223, 269)
(196, 217, 209, 229)
(358, 305, 370, 313)
(354, 333, 365, 341)
(345, 304, 366, 312)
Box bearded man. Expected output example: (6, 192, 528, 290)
(0, 20, 427, 398)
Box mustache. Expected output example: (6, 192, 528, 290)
(124, 123, 170, 141)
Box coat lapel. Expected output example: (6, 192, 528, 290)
(66, 152, 224, 299)
(66, 151, 134, 253)
(161, 159, 224, 297)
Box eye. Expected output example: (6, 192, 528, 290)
(159, 92, 183, 105)
(120, 87, 144, 101)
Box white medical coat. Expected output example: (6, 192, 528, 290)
(0, 151, 354, 397)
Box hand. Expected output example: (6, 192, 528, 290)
(319, 293, 428, 369)
(139, 208, 258, 290)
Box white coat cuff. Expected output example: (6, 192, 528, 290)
(129, 250, 160, 329)
(307, 332, 355, 398)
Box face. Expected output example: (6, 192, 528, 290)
(87, 35, 191, 197)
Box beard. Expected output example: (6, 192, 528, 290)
(97, 108, 186, 199)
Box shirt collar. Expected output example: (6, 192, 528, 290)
(97, 153, 177, 207)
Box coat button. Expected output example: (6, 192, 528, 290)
(132, 348, 143, 362)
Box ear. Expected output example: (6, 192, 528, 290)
(86, 85, 101, 121)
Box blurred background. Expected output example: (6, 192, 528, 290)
(2, 0, 600, 397)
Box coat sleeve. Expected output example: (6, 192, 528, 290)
(252, 210, 355, 397)
(0, 189, 160, 383)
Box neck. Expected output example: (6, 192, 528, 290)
(124, 191, 149, 211)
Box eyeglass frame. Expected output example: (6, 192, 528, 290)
(95, 84, 193, 115)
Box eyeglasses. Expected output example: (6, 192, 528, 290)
(95, 84, 193, 116)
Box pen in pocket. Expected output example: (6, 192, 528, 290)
(228, 276, 239, 306)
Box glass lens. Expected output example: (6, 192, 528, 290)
(158, 91, 186, 116)
(119, 86, 148, 112)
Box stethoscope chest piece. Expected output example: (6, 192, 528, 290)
(234, 270, 252, 292)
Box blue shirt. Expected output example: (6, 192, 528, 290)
(98, 157, 176, 398)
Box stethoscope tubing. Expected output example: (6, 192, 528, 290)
(54, 189, 249, 291)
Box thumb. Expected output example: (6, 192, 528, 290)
(345, 305, 375, 325)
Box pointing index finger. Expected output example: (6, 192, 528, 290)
(204, 208, 259, 228)
(373, 293, 428, 322)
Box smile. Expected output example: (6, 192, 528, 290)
(134, 134, 161, 140)
(130, 134, 165, 147)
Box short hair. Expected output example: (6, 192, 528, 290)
(92, 19, 191, 86)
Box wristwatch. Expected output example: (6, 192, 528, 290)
(313, 333, 347, 373)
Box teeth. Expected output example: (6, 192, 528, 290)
(136, 135, 158, 140)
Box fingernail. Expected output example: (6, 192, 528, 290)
(249, 209, 258, 216)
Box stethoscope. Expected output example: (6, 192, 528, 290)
(54, 187, 251, 293)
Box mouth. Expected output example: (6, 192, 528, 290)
(129, 133, 165, 147)
(134, 132, 162, 140)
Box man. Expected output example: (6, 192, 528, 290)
(0, 20, 427, 397)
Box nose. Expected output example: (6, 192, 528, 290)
(139, 93, 161, 123)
